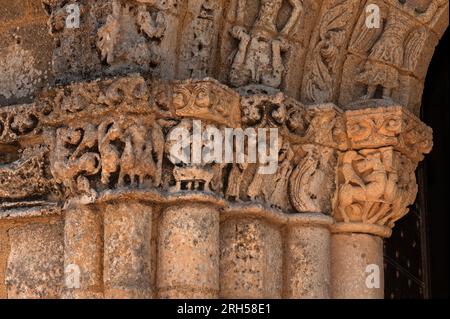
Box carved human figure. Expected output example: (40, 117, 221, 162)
(98, 120, 122, 185)
(357, 0, 446, 99)
(229, 0, 302, 88)
(118, 123, 158, 188)
(268, 141, 294, 209)
(226, 160, 248, 200)
(96, 0, 166, 68)
(336, 150, 388, 222)
(356, 9, 413, 100)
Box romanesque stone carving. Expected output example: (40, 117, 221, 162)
(0, 73, 434, 219)
(178, 0, 223, 78)
(303, 0, 360, 104)
(49, 118, 164, 199)
(345, 105, 433, 162)
(333, 147, 418, 230)
(354, 0, 447, 100)
(289, 145, 336, 214)
(170, 78, 241, 127)
(96, 0, 167, 70)
(229, 0, 302, 89)
(0, 146, 53, 200)
(0, 103, 48, 144)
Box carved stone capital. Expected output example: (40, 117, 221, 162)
(345, 104, 433, 162)
(0, 74, 433, 234)
(332, 147, 420, 237)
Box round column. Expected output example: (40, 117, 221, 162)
(63, 203, 103, 299)
(284, 214, 333, 298)
(103, 201, 153, 298)
(331, 230, 384, 299)
(157, 202, 220, 298)
(220, 216, 283, 298)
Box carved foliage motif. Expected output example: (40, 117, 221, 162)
(346, 106, 433, 161)
(303, 0, 360, 104)
(0, 104, 49, 144)
(171, 79, 241, 127)
(289, 145, 336, 214)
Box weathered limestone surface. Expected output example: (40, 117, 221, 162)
(0, 0, 447, 299)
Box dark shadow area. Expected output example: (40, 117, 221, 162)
(384, 27, 449, 299)
(421, 27, 449, 299)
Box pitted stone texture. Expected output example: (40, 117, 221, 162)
(284, 225, 331, 298)
(63, 204, 103, 299)
(331, 233, 384, 299)
(5, 221, 64, 299)
(157, 203, 220, 298)
(220, 217, 283, 298)
(104, 202, 153, 299)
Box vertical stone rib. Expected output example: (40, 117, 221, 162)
(331, 233, 384, 299)
(103, 201, 153, 299)
(63, 203, 103, 298)
(157, 203, 220, 298)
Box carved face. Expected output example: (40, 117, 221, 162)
(173, 91, 186, 109)
(195, 89, 211, 109)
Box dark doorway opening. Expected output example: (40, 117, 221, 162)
(384, 27, 449, 299)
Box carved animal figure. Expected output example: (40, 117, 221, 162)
(171, 165, 214, 192)
(51, 126, 101, 195)
(118, 124, 157, 188)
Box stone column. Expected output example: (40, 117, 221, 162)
(331, 230, 384, 299)
(284, 214, 333, 298)
(330, 144, 426, 298)
(220, 214, 283, 298)
(63, 203, 103, 299)
(157, 203, 220, 298)
(103, 201, 153, 299)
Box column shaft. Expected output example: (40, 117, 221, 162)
(331, 233, 384, 299)
(103, 201, 153, 298)
(284, 224, 331, 298)
(157, 203, 220, 298)
(220, 217, 283, 298)
(63, 204, 103, 298)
